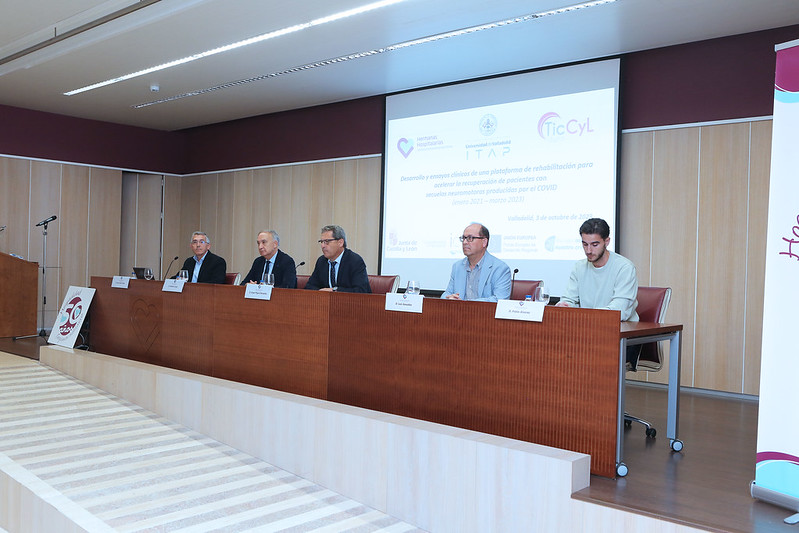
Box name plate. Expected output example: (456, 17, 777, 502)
(385, 293, 423, 313)
(162, 279, 186, 293)
(111, 276, 131, 289)
(494, 299, 545, 322)
(245, 283, 273, 300)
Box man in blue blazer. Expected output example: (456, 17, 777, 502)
(240, 230, 297, 288)
(177, 231, 227, 284)
(441, 223, 511, 302)
(305, 225, 371, 293)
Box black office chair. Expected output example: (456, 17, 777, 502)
(625, 286, 672, 437)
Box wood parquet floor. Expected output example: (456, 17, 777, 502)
(575, 383, 795, 532)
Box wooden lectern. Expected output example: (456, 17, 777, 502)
(0, 252, 38, 337)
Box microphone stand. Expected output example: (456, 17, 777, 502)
(38, 220, 50, 336)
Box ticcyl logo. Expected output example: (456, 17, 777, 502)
(537, 112, 594, 139)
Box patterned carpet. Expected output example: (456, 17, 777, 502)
(0, 358, 422, 532)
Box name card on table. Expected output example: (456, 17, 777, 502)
(111, 276, 131, 289)
(162, 279, 186, 293)
(385, 293, 423, 313)
(494, 299, 545, 322)
(244, 283, 273, 300)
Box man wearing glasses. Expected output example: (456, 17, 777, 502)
(305, 225, 371, 293)
(441, 223, 511, 301)
(177, 231, 227, 284)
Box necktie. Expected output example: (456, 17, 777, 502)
(329, 260, 336, 288)
(261, 259, 270, 282)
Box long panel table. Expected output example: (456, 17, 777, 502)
(88, 277, 682, 478)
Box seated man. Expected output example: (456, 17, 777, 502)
(441, 223, 511, 302)
(177, 231, 227, 284)
(240, 230, 297, 288)
(556, 218, 640, 364)
(305, 225, 371, 293)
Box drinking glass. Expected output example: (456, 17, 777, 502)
(535, 284, 550, 305)
(406, 280, 420, 295)
(144, 268, 153, 280)
(266, 273, 275, 286)
(177, 269, 189, 282)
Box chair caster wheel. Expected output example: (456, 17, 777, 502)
(645, 427, 656, 438)
(670, 439, 684, 452)
(616, 463, 628, 477)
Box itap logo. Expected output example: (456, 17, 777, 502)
(537, 112, 594, 139)
(397, 137, 414, 159)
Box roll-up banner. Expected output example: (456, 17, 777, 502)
(751, 38, 799, 523)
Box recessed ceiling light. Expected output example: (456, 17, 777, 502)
(64, 0, 406, 96)
(133, 0, 618, 109)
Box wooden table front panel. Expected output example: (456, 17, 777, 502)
(212, 286, 329, 398)
(90, 278, 330, 399)
(327, 294, 621, 478)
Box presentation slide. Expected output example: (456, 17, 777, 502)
(381, 59, 620, 295)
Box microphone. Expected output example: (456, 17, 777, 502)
(0, 225, 6, 232)
(512, 268, 519, 281)
(35, 215, 57, 227)
(163, 255, 179, 280)
(295, 261, 305, 270)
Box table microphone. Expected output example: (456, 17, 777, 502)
(0, 225, 6, 232)
(163, 256, 179, 280)
(512, 268, 519, 281)
(295, 261, 305, 271)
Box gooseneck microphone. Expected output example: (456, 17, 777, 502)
(35, 215, 57, 227)
(512, 268, 519, 281)
(163, 256, 179, 280)
(295, 261, 305, 271)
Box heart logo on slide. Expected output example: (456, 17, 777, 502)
(397, 138, 414, 158)
(131, 298, 160, 351)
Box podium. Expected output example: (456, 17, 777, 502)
(0, 252, 38, 337)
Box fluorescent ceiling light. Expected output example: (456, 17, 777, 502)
(64, 0, 406, 96)
(134, 0, 618, 109)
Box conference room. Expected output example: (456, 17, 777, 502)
(1, 1, 798, 531)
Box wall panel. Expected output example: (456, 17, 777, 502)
(230, 170, 254, 281)
(136, 174, 163, 276)
(619, 132, 654, 285)
(0, 157, 32, 258)
(355, 157, 381, 274)
(308, 162, 335, 274)
(744, 121, 771, 395)
(58, 165, 90, 301)
(215, 172, 234, 268)
(88, 168, 122, 281)
(650, 128, 700, 387)
(29, 161, 61, 329)
(162, 176, 183, 278)
(695, 123, 750, 392)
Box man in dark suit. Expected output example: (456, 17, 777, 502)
(177, 231, 227, 284)
(305, 225, 371, 293)
(240, 230, 297, 288)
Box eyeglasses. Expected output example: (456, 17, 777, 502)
(459, 235, 486, 243)
(191, 240, 208, 245)
(318, 238, 341, 244)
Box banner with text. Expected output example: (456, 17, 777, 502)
(753, 38, 799, 511)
